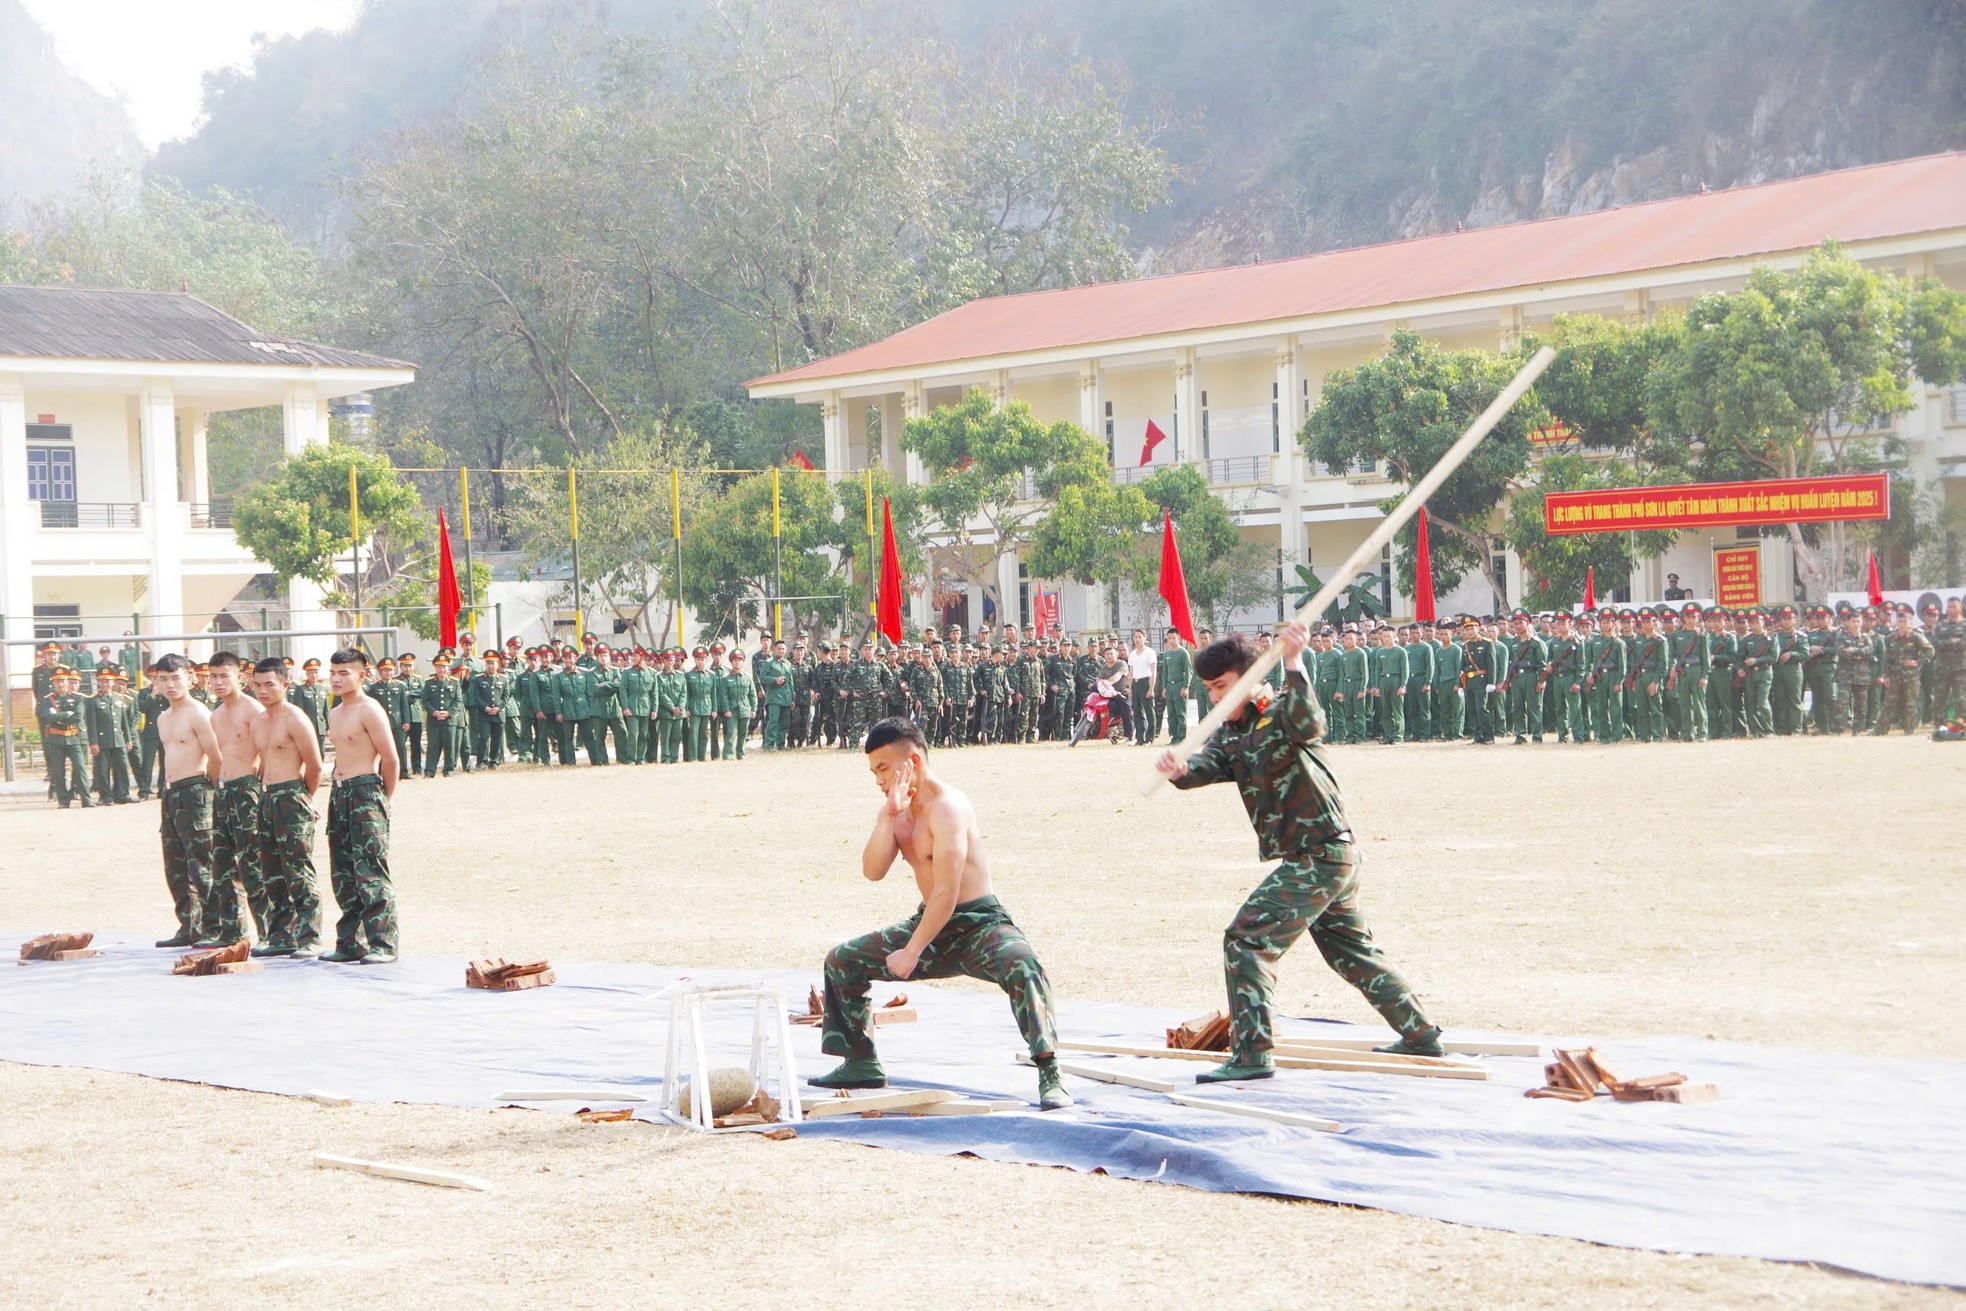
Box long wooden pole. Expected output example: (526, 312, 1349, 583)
(1144, 346, 1554, 794)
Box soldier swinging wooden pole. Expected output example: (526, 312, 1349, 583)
(1143, 345, 1554, 795)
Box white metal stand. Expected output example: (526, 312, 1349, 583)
(659, 983, 804, 1133)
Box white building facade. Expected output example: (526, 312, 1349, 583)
(0, 287, 414, 658)
(748, 153, 1966, 633)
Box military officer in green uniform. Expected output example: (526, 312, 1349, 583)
(466, 652, 508, 768)
(1157, 625, 1443, 1083)
(88, 667, 137, 803)
(1157, 630, 1193, 745)
(1367, 626, 1407, 744)
(683, 646, 717, 761)
(1737, 610, 1777, 737)
(1401, 625, 1435, 742)
(1330, 627, 1369, 744)
(1929, 597, 1966, 726)
(757, 641, 793, 750)
(1583, 611, 1627, 743)
(135, 667, 169, 799)
(1623, 612, 1668, 742)
(721, 648, 757, 757)
(421, 659, 464, 776)
(1458, 619, 1498, 744)
(1541, 612, 1583, 743)
(40, 667, 93, 807)
(1874, 609, 1934, 735)
(1771, 607, 1809, 734)
(556, 646, 607, 764)
(1704, 609, 1738, 739)
(370, 658, 411, 779)
(654, 649, 687, 762)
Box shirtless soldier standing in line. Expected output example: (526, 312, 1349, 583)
(203, 651, 266, 948)
(249, 658, 325, 958)
(150, 653, 220, 948)
(814, 717, 1072, 1110)
(322, 648, 401, 964)
(1156, 623, 1443, 1083)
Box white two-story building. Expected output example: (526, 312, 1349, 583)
(747, 151, 1966, 633)
(0, 286, 414, 657)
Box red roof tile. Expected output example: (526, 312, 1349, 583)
(749, 152, 1966, 390)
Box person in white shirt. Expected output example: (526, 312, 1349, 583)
(1126, 629, 1158, 744)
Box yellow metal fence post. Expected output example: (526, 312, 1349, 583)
(671, 468, 685, 650)
(569, 468, 582, 642)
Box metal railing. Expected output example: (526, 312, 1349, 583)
(1113, 464, 1157, 485)
(1206, 456, 1269, 486)
(189, 499, 233, 529)
(36, 501, 142, 529)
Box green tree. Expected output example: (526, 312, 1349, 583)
(1303, 329, 1546, 606)
(232, 445, 427, 590)
(902, 388, 1110, 612)
(1531, 313, 1689, 477)
(375, 560, 492, 641)
(1649, 243, 1966, 599)
(1503, 453, 1678, 608)
(1127, 466, 1273, 627)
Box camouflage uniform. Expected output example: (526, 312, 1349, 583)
(1930, 618, 1966, 725)
(160, 776, 216, 942)
(1172, 666, 1434, 1061)
(822, 895, 1059, 1063)
(1831, 627, 1878, 734)
(258, 778, 322, 951)
(326, 773, 397, 955)
(204, 776, 265, 944)
(1874, 626, 1934, 735)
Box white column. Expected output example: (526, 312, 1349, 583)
(1173, 348, 1200, 463)
(820, 390, 845, 477)
(0, 375, 32, 628)
(183, 409, 210, 507)
(1498, 306, 1526, 352)
(281, 383, 325, 457)
(1077, 361, 1103, 453)
(988, 369, 1010, 409)
(877, 393, 906, 482)
(994, 551, 1020, 628)
(281, 383, 333, 659)
(901, 382, 926, 485)
(138, 380, 186, 633)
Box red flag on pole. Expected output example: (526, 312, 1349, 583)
(790, 449, 815, 471)
(1158, 510, 1197, 644)
(1583, 563, 1596, 610)
(435, 508, 462, 648)
(876, 496, 904, 644)
(1413, 507, 1437, 622)
(1865, 550, 1884, 606)
(1139, 419, 1169, 466)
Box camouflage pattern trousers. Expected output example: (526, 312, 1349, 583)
(326, 773, 398, 954)
(258, 779, 323, 950)
(1224, 841, 1434, 1060)
(822, 895, 1059, 1062)
(159, 776, 216, 939)
(205, 776, 265, 944)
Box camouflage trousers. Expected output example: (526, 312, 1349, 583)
(258, 779, 323, 950)
(822, 895, 1058, 1063)
(159, 776, 215, 939)
(326, 773, 397, 954)
(1837, 677, 1875, 734)
(1932, 663, 1965, 726)
(1224, 842, 1433, 1060)
(204, 776, 265, 944)
(1874, 673, 1923, 735)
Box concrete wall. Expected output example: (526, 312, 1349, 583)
(27, 388, 142, 503)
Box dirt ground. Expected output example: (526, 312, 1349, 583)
(2, 733, 1961, 1308)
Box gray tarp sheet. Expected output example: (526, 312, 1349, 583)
(2, 933, 1957, 1287)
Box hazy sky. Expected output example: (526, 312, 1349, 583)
(21, 0, 364, 149)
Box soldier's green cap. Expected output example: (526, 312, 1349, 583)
(303, 658, 321, 668)
(53, 666, 77, 677)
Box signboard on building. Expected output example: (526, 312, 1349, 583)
(1544, 473, 1890, 535)
(1713, 544, 1762, 607)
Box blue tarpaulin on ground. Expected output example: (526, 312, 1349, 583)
(2, 932, 1958, 1287)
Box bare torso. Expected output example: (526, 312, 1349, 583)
(253, 701, 319, 788)
(212, 693, 263, 782)
(157, 699, 217, 788)
(891, 776, 992, 905)
(328, 689, 397, 793)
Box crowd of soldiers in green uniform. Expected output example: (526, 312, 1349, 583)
(25, 593, 1964, 806)
(1291, 597, 1963, 746)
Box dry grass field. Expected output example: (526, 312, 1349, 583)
(2, 732, 1961, 1308)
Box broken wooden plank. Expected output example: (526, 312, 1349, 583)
(1650, 1082, 1719, 1104)
(495, 1089, 649, 1103)
(1165, 1092, 1341, 1133)
(1058, 1040, 1489, 1081)
(870, 1007, 917, 1026)
(1016, 1052, 1181, 1094)
(312, 1152, 490, 1192)
(908, 1099, 1023, 1115)
(303, 1090, 352, 1107)
(1553, 1048, 1603, 1094)
(1271, 1039, 1478, 1069)
(211, 960, 263, 975)
(1525, 1085, 1596, 1102)
(798, 1089, 961, 1118)
(1281, 1031, 1540, 1058)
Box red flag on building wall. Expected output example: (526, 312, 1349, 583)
(1139, 419, 1170, 466)
(876, 497, 904, 644)
(435, 508, 462, 648)
(1158, 510, 1196, 643)
(1865, 550, 1884, 606)
(1582, 564, 1596, 610)
(1412, 508, 1437, 622)
(790, 449, 815, 471)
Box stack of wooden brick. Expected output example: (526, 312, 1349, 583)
(789, 988, 916, 1026)
(173, 940, 260, 976)
(1528, 1047, 1717, 1104)
(1166, 1010, 1233, 1051)
(18, 932, 98, 963)
(465, 958, 555, 991)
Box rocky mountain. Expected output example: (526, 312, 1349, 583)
(0, 0, 143, 227)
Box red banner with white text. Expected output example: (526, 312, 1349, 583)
(1544, 473, 1889, 535)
